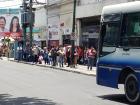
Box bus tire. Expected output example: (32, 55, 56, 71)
(124, 73, 140, 103)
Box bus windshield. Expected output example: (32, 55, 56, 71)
(121, 12, 140, 47)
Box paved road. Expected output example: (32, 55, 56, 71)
(0, 61, 129, 105)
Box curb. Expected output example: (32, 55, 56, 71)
(9, 60, 96, 77)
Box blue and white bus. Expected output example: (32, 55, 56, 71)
(97, 1, 140, 103)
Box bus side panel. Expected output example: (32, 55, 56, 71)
(97, 67, 120, 88)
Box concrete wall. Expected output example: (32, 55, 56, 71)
(76, 0, 128, 18)
(34, 7, 46, 27)
(59, 0, 73, 32)
(59, 0, 73, 45)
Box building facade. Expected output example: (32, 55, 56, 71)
(34, 0, 137, 48)
(47, 0, 60, 48)
(76, 0, 133, 49)
(34, 7, 47, 48)
(59, 0, 73, 46)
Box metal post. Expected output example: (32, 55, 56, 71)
(29, 0, 33, 48)
(45, 0, 49, 47)
(71, 0, 76, 66)
(22, 0, 27, 50)
(23, 27, 26, 48)
(7, 38, 10, 59)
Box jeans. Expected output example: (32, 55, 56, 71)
(18, 51, 22, 61)
(59, 56, 64, 67)
(87, 57, 94, 70)
(67, 57, 71, 67)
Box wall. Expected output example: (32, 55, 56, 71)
(59, 0, 73, 45)
(34, 7, 46, 27)
(76, 0, 128, 18)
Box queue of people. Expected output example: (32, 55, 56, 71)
(11, 44, 97, 70)
(0, 43, 97, 70)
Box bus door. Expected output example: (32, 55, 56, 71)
(97, 14, 121, 88)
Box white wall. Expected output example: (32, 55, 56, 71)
(48, 4, 60, 41)
(76, 0, 128, 18)
(34, 7, 46, 27)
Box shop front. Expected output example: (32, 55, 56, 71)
(48, 40, 59, 48)
(61, 28, 72, 46)
(80, 16, 100, 49)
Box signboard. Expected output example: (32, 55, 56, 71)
(0, 13, 22, 40)
(48, 24, 59, 40)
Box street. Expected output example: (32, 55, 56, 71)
(0, 61, 128, 105)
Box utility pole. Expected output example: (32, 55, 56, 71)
(22, 0, 27, 49)
(71, 0, 76, 66)
(45, 0, 49, 48)
(29, 0, 33, 48)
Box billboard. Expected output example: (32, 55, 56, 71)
(0, 11, 21, 41)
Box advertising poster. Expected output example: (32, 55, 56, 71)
(0, 13, 22, 41)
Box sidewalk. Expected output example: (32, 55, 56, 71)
(3, 57, 96, 76)
(37, 63, 96, 76)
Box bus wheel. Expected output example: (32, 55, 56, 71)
(124, 73, 140, 103)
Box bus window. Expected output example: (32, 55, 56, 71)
(101, 22, 119, 56)
(121, 13, 140, 47)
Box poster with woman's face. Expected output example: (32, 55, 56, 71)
(0, 14, 22, 40)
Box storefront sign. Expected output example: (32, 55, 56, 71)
(49, 40, 59, 47)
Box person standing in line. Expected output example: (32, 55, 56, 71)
(32, 44, 39, 64)
(56, 46, 60, 66)
(74, 47, 79, 68)
(17, 42, 23, 61)
(66, 47, 71, 67)
(43, 47, 49, 64)
(51, 47, 57, 66)
(86, 46, 96, 70)
(58, 47, 65, 67)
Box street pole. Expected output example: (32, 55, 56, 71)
(29, 0, 33, 48)
(23, 26, 26, 48)
(22, 0, 27, 49)
(71, 0, 76, 66)
(45, 0, 49, 48)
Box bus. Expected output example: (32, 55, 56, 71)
(97, 1, 140, 103)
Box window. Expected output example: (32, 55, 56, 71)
(121, 13, 140, 47)
(103, 23, 119, 46)
(100, 22, 119, 56)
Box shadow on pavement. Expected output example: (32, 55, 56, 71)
(0, 94, 58, 105)
(98, 94, 131, 105)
